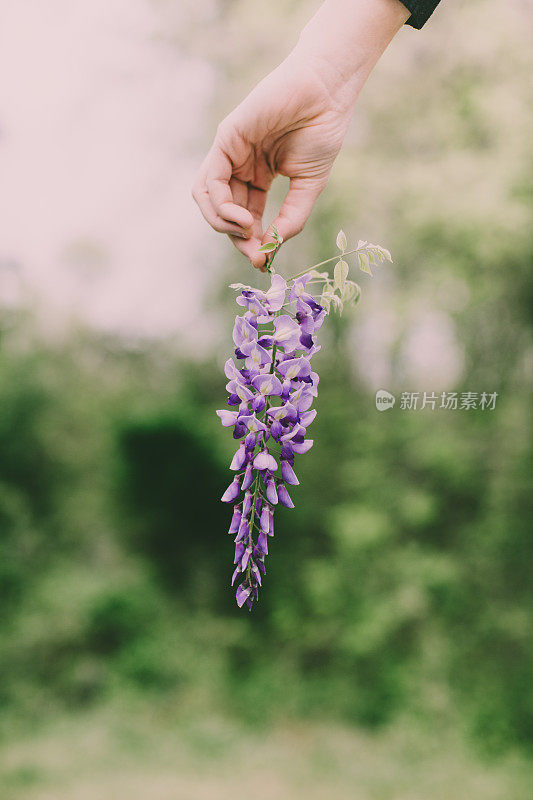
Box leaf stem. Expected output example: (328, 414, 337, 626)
(289, 247, 364, 281)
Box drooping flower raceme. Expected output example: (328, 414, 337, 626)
(217, 229, 392, 610)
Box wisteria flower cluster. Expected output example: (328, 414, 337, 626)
(217, 228, 392, 610)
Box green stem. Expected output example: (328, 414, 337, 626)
(265, 242, 281, 273)
(246, 472, 261, 586)
(288, 247, 363, 281)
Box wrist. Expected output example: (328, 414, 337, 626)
(293, 0, 409, 110)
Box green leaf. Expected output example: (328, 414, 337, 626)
(331, 294, 343, 316)
(334, 259, 349, 291)
(344, 281, 361, 304)
(336, 229, 347, 252)
(258, 242, 277, 253)
(270, 226, 283, 244)
(320, 290, 335, 313)
(358, 253, 373, 276)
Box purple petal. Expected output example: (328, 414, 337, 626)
(264, 273, 287, 311)
(257, 531, 269, 556)
(235, 517, 250, 542)
(242, 491, 252, 517)
(233, 316, 258, 349)
(292, 439, 313, 454)
(241, 463, 253, 491)
(236, 583, 251, 608)
(228, 506, 242, 534)
(241, 546, 252, 570)
(277, 356, 311, 380)
(270, 419, 283, 441)
(233, 421, 247, 439)
(244, 433, 256, 451)
(244, 342, 272, 371)
(251, 562, 262, 586)
(216, 409, 238, 427)
(252, 373, 282, 397)
(277, 483, 294, 508)
(299, 409, 317, 427)
(281, 442, 294, 462)
(234, 542, 245, 564)
(221, 477, 240, 503)
(281, 460, 299, 485)
(266, 477, 278, 505)
(273, 315, 301, 353)
(253, 450, 278, 472)
(230, 444, 247, 470)
(252, 394, 266, 413)
(260, 505, 270, 533)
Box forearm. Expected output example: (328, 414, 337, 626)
(293, 0, 410, 110)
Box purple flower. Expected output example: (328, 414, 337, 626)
(221, 477, 240, 503)
(276, 356, 311, 381)
(216, 409, 238, 427)
(259, 505, 271, 533)
(264, 274, 287, 311)
(277, 483, 294, 508)
(236, 584, 252, 608)
(281, 460, 299, 485)
(241, 462, 253, 491)
(266, 476, 278, 505)
(219, 268, 328, 609)
(230, 444, 247, 471)
(287, 273, 314, 304)
(228, 506, 241, 533)
(253, 450, 278, 472)
(233, 316, 257, 350)
(273, 315, 302, 353)
(252, 373, 283, 397)
(292, 439, 314, 454)
(244, 342, 272, 371)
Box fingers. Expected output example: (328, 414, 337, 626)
(264, 177, 325, 245)
(192, 163, 252, 238)
(205, 145, 254, 230)
(227, 179, 269, 271)
(229, 234, 268, 272)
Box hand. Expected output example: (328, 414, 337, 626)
(192, 0, 409, 271)
(192, 53, 353, 271)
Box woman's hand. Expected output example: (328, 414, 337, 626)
(192, 0, 409, 270)
(192, 54, 353, 270)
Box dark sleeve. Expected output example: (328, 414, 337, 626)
(400, 0, 442, 29)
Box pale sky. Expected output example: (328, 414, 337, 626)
(0, 0, 220, 344)
(0, 0, 465, 387)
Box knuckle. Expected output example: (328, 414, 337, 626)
(215, 116, 236, 148)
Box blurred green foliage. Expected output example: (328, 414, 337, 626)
(0, 260, 531, 758)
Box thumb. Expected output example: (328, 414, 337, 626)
(262, 177, 325, 246)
